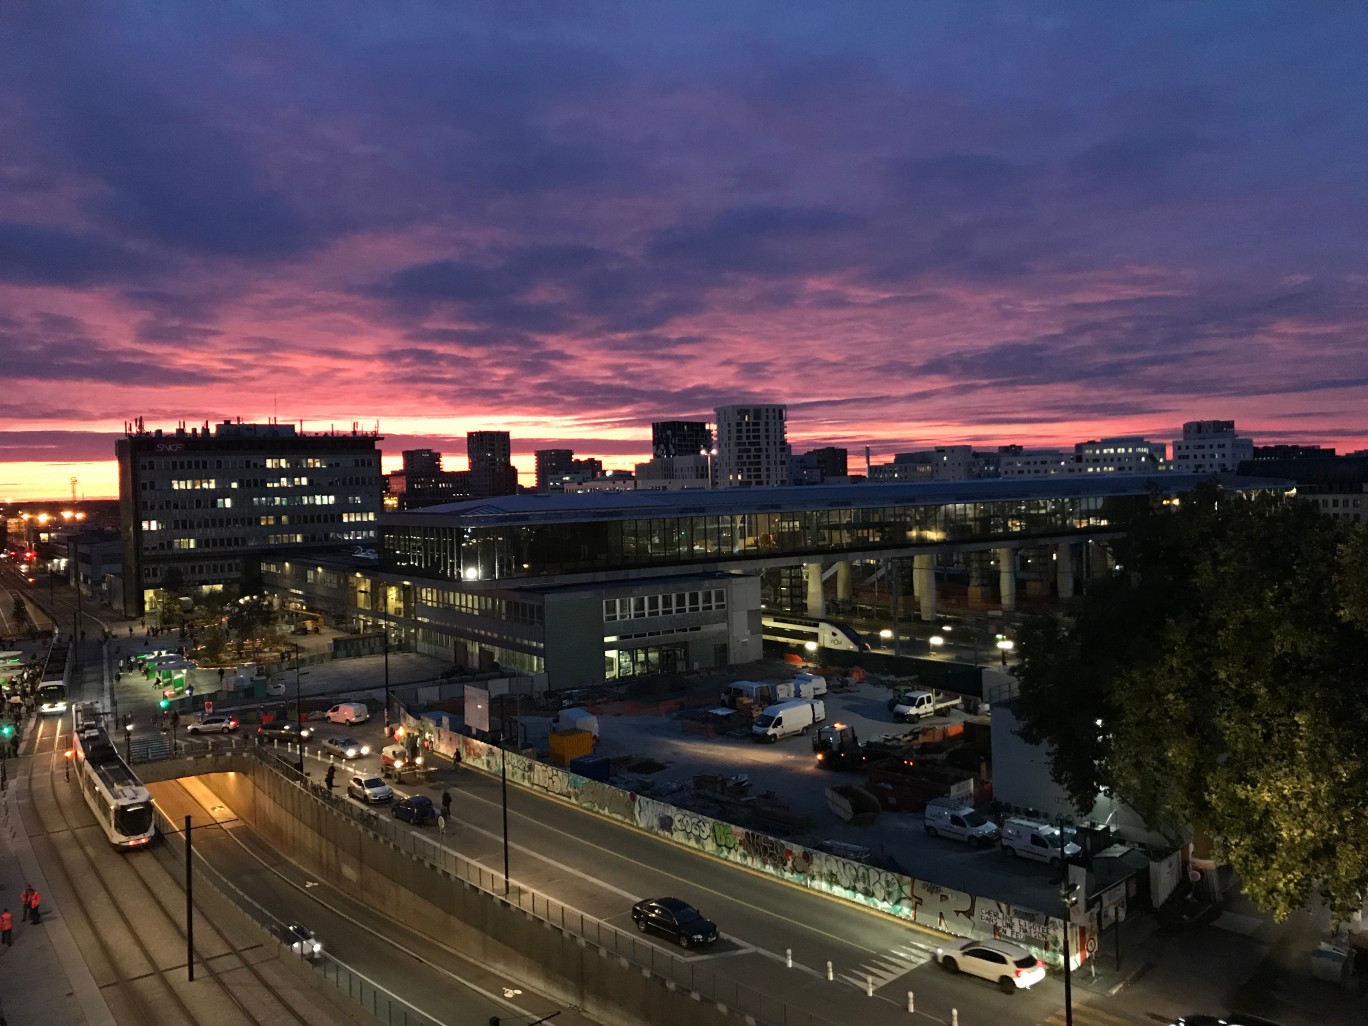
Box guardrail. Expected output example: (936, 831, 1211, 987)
(246, 744, 840, 1026)
(155, 807, 445, 1026)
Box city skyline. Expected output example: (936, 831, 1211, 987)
(3, 3, 1367, 499)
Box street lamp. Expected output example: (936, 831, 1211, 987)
(878, 628, 893, 641)
(124, 721, 133, 762)
(928, 634, 945, 648)
(996, 638, 1015, 666)
(293, 642, 306, 771)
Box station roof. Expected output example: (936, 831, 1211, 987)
(386, 472, 1291, 528)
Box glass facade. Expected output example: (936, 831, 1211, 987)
(384, 494, 1131, 583)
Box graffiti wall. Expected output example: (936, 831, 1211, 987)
(406, 710, 1080, 966)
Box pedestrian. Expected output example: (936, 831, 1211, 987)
(437, 814, 446, 838)
(325, 764, 336, 790)
(27, 889, 40, 925)
(441, 790, 452, 820)
(1, 908, 12, 946)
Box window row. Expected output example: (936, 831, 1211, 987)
(603, 589, 726, 622)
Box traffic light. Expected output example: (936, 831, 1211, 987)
(1, 723, 13, 739)
(159, 698, 170, 710)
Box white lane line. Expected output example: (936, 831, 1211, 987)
(172, 779, 549, 1026)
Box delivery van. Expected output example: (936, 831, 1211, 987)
(325, 702, 370, 725)
(751, 699, 826, 743)
(923, 797, 1000, 847)
(999, 818, 1082, 864)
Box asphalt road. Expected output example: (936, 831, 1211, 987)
(148, 777, 595, 1026)
(238, 716, 1152, 1026)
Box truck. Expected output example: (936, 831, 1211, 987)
(721, 680, 793, 709)
(812, 723, 915, 771)
(380, 743, 430, 782)
(750, 698, 825, 743)
(888, 689, 963, 723)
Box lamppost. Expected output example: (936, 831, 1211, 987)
(124, 721, 133, 762)
(996, 637, 1014, 666)
(293, 642, 305, 771)
(383, 626, 391, 730)
(1059, 818, 1080, 1026)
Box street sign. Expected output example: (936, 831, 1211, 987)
(1085, 935, 1098, 955)
(204, 701, 213, 715)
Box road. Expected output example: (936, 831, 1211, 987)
(239, 715, 1153, 1026)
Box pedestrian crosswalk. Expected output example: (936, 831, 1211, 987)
(1040, 1004, 1149, 1026)
(837, 939, 941, 991)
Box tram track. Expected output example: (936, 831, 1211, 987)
(21, 715, 321, 1026)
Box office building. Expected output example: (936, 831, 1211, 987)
(467, 431, 518, 498)
(115, 419, 383, 615)
(385, 449, 470, 510)
(1171, 421, 1254, 474)
(652, 421, 713, 459)
(636, 454, 712, 490)
(1252, 444, 1335, 461)
(1238, 453, 1367, 524)
(715, 405, 788, 488)
(997, 448, 1075, 477)
(535, 449, 576, 492)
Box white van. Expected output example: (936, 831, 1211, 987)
(751, 699, 826, 743)
(325, 702, 369, 725)
(923, 797, 1000, 847)
(999, 818, 1082, 864)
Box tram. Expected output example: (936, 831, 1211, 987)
(761, 614, 869, 653)
(37, 638, 71, 715)
(70, 703, 156, 848)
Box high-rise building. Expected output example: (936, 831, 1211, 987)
(535, 449, 576, 492)
(1171, 420, 1254, 474)
(402, 449, 442, 475)
(115, 419, 383, 616)
(715, 405, 788, 488)
(467, 430, 518, 497)
(652, 421, 712, 459)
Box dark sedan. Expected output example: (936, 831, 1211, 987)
(630, 897, 718, 949)
(391, 795, 437, 825)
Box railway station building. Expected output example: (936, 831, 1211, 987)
(262, 473, 1288, 691)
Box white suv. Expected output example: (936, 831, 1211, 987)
(937, 938, 1046, 993)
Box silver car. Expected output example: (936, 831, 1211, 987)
(281, 923, 322, 960)
(348, 775, 393, 803)
(324, 736, 370, 760)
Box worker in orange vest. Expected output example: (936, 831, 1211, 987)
(27, 889, 40, 925)
(0, 907, 12, 946)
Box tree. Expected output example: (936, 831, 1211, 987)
(1013, 484, 1368, 922)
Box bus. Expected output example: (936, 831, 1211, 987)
(70, 703, 156, 849)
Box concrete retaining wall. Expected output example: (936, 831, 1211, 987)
(199, 761, 748, 1026)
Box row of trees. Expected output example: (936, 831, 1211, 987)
(1013, 484, 1368, 922)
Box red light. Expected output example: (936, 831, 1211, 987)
(163, 688, 174, 698)
(229, 719, 238, 728)
(24, 551, 34, 560)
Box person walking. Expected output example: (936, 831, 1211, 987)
(440, 790, 452, 821)
(27, 889, 40, 925)
(1, 908, 12, 946)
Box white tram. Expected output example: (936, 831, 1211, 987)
(70, 703, 156, 848)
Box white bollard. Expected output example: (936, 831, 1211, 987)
(826, 960, 833, 981)
(952, 1009, 958, 1026)
(786, 948, 792, 969)
(907, 991, 914, 1014)
(866, 974, 873, 997)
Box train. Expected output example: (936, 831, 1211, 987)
(38, 638, 71, 715)
(70, 703, 156, 849)
(760, 614, 869, 653)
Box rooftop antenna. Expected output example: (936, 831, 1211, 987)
(70, 476, 77, 502)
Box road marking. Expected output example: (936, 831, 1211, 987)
(167, 777, 549, 1026)
(1043, 1006, 1145, 1026)
(837, 940, 938, 990)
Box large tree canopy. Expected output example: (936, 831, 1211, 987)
(1013, 484, 1368, 921)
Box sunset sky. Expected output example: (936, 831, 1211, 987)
(2, 3, 1366, 501)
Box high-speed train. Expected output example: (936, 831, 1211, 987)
(760, 614, 869, 653)
(70, 703, 156, 849)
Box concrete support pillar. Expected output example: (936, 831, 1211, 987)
(1087, 540, 1110, 579)
(913, 554, 937, 622)
(805, 561, 825, 618)
(835, 560, 853, 603)
(1056, 542, 1076, 599)
(996, 546, 1017, 612)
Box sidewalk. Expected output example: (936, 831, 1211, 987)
(0, 729, 114, 1026)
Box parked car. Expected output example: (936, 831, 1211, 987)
(324, 736, 369, 760)
(325, 702, 369, 724)
(187, 714, 238, 735)
(281, 923, 323, 960)
(266, 680, 287, 696)
(257, 721, 312, 742)
(630, 897, 718, 949)
(391, 795, 436, 824)
(1000, 818, 1083, 865)
(924, 797, 1000, 846)
(348, 775, 392, 803)
(936, 938, 1045, 993)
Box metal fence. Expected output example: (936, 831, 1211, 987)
(156, 807, 445, 1026)
(245, 744, 842, 1026)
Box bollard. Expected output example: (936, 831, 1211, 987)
(826, 960, 833, 981)
(866, 974, 873, 997)
(952, 1009, 958, 1026)
(907, 991, 914, 1014)
(786, 948, 792, 969)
